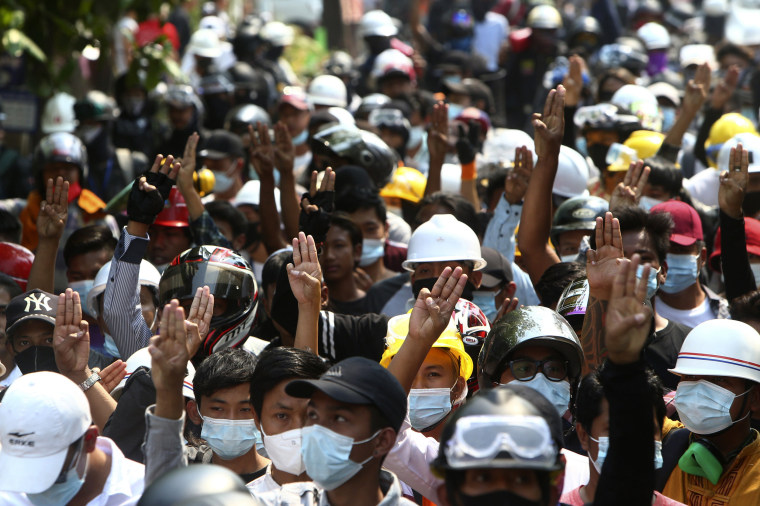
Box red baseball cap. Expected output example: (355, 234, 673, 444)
(278, 86, 311, 111)
(651, 200, 703, 246)
(710, 217, 760, 271)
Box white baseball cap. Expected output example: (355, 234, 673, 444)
(110, 347, 196, 400)
(0, 371, 91, 494)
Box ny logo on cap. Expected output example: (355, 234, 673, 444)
(24, 293, 51, 313)
(325, 367, 342, 377)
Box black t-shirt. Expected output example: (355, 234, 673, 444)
(328, 296, 369, 317)
(365, 272, 410, 314)
(240, 466, 267, 484)
(644, 320, 691, 391)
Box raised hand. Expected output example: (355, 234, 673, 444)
(711, 65, 740, 111)
(427, 101, 449, 163)
(177, 132, 200, 192)
(586, 212, 626, 300)
(408, 266, 468, 345)
(186, 286, 213, 355)
(719, 142, 749, 219)
(605, 254, 653, 365)
(98, 359, 127, 393)
(682, 63, 711, 113)
(504, 146, 533, 205)
(299, 168, 335, 244)
(248, 122, 275, 179)
(287, 232, 322, 305)
(149, 300, 190, 392)
(53, 289, 91, 378)
(273, 121, 295, 174)
(494, 297, 519, 323)
(562, 55, 585, 107)
(533, 85, 566, 159)
(127, 154, 180, 224)
(609, 160, 651, 211)
(37, 177, 69, 240)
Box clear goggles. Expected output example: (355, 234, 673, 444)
(444, 415, 557, 468)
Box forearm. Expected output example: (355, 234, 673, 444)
(461, 173, 480, 210)
(694, 107, 722, 167)
(720, 210, 756, 300)
(177, 181, 205, 221)
(258, 175, 288, 252)
(26, 237, 60, 292)
(154, 385, 185, 420)
(580, 295, 608, 373)
(293, 300, 320, 353)
(280, 173, 300, 242)
(143, 405, 188, 487)
(424, 156, 443, 197)
(68, 368, 118, 432)
(662, 105, 699, 149)
(562, 106, 577, 148)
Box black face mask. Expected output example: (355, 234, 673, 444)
(456, 489, 543, 506)
(587, 143, 610, 172)
(412, 277, 475, 301)
(14, 345, 59, 374)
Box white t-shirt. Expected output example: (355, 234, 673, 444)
(0, 366, 22, 388)
(473, 12, 509, 71)
(655, 296, 715, 328)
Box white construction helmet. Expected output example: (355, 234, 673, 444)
(527, 5, 563, 30)
(716, 132, 760, 174)
(41, 92, 77, 134)
(308, 75, 348, 108)
(360, 10, 398, 38)
(234, 180, 282, 212)
(371, 48, 415, 82)
(611, 84, 662, 132)
(553, 145, 591, 198)
(187, 28, 223, 58)
(636, 22, 670, 51)
(260, 21, 295, 47)
(669, 319, 760, 383)
(88, 260, 161, 318)
(403, 214, 486, 271)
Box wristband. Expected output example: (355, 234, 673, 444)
(79, 371, 101, 392)
(461, 161, 477, 181)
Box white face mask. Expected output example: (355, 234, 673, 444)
(261, 426, 305, 475)
(639, 196, 664, 212)
(359, 238, 385, 267)
(407, 126, 425, 149)
(560, 253, 579, 263)
(588, 435, 608, 473)
(674, 380, 751, 435)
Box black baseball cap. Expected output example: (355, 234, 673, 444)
(480, 247, 513, 289)
(6, 289, 57, 336)
(199, 130, 245, 160)
(286, 356, 407, 432)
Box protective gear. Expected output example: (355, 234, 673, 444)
(358, 238, 384, 267)
(637, 22, 670, 50)
(261, 426, 305, 475)
(26, 465, 85, 506)
(636, 264, 660, 300)
(68, 280, 94, 317)
(14, 346, 58, 374)
(716, 132, 760, 174)
(639, 195, 664, 212)
(291, 129, 308, 146)
(308, 75, 348, 108)
(674, 380, 751, 434)
(41, 92, 77, 134)
(679, 440, 725, 485)
(369, 108, 411, 144)
(260, 21, 294, 47)
(164, 84, 204, 116)
(88, 258, 160, 319)
(568, 16, 602, 53)
(661, 107, 677, 132)
(574, 103, 642, 138)
(409, 387, 454, 431)
(160, 246, 258, 355)
(477, 306, 582, 389)
(74, 91, 119, 123)
(354, 93, 392, 121)
(371, 49, 416, 83)
(407, 125, 424, 149)
(589, 435, 608, 473)
(224, 104, 272, 135)
(301, 425, 379, 490)
(187, 28, 223, 58)
(0, 242, 34, 291)
(128, 169, 175, 225)
(611, 85, 662, 132)
(593, 43, 648, 75)
(359, 10, 398, 38)
(153, 188, 190, 228)
(200, 415, 258, 460)
(526, 5, 562, 29)
(77, 124, 103, 145)
(212, 171, 235, 193)
(607, 130, 664, 173)
(403, 214, 486, 271)
(705, 113, 757, 168)
(324, 50, 355, 78)
(553, 146, 591, 198)
(34, 132, 89, 182)
(471, 291, 498, 322)
(514, 373, 571, 416)
(550, 196, 608, 249)
(447, 103, 465, 121)
(669, 319, 760, 383)
(660, 254, 699, 294)
(380, 166, 426, 203)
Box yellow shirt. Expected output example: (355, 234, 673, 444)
(663, 430, 760, 505)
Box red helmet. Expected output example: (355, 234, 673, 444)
(159, 246, 258, 356)
(0, 243, 34, 291)
(154, 188, 190, 228)
(451, 298, 491, 394)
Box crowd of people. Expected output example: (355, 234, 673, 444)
(2, 0, 760, 504)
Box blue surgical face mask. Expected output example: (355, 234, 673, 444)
(103, 333, 121, 359)
(636, 264, 661, 300)
(639, 196, 664, 212)
(26, 464, 85, 506)
(200, 414, 258, 460)
(359, 238, 385, 267)
(588, 435, 608, 473)
(511, 373, 571, 417)
(301, 425, 380, 490)
(661, 253, 699, 294)
(575, 136, 588, 157)
(751, 263, 760, 287)
(661, 107, 677, 133)
(407, 126, 425, 149)
(560, 253, 579, 263)
(408, 387, 453, 431)
(471, 291, 498, 322)
(292, 129, 308, 146)
(448, 103, 465, 120)
(68, 280, 94, 317)
(654, 440, 664, 469)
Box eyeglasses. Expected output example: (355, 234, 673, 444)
(507, 358, 569, 382)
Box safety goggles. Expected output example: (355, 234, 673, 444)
(508, 358, 569, 382)
(444, 415, 557, 468)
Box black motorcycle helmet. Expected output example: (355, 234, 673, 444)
(550, 195, 609, 249)
(224, 104, 272, 135)
(138, 464, 261, 506)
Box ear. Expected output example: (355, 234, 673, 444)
(437, 483, 452, 506)
(504, 281, 517, 299)
(749, 384, 760, 415)
(469, 270, 482, 289)
(699, 246, 708, 268)
(83, 426, 99, 453)
(321, 283, 329, 308)
(373, 427, 397, 458)
(235, 157, 245, 173)
(353, 242, 363, 261)
(658, 260, 667, 286)
(187, 399, 202, 425)
(576, 422, 590, 452)
(383, 221, 390, 240)
(451, 376, 467, 404)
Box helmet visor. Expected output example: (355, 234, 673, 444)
(159, 262, 255, 309)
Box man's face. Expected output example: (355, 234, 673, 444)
(380, 75, 413, 99)
(147, 225, 192, 266)
(278, 104, 310, 137)
(347, 207, 387, 241)
(411, 348, 459, 392)
(498, 345, 567, 385)
(42, 162, 79, 186)
(66, 248, 112, 283)
(556, 230, 589, 258)
(6, 320, 54, 358)
(378, 128, 406, 153)
(199, 383, 254, 421)
(305, 390, 376, 463)
(621, 229, 666, 286)
(258, 378, 310, 436)
(320, 226, 361, 282)
(169, 105, 194, 130)
(412, 261, 472, 283)
(642, 183, 674, 202)
(204, 156, 241, 182)
(681, 375, 755, 423)
(140, 286, 158, 331)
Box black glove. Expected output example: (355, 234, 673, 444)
(299, 188, 335, 244)
(127, 171, 175, 224)
(456, 121, 482, 165)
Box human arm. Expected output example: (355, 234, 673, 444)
(299, 167, 335, 245)
(424, 102, 448, 198)
(26, 177, 68, 292)
(660, 63, 710, 157)
(249, 122, 289, 252)
(608, 160, 650, 212)
(288, 232, 322, 353)
(694, 66, 740, 167)
(54, 289, 117, 431)
(275, 121, 301, 242)
(561, 56, 584, 148)
(517, 86, 565, 284)
(456, 122, 482, 209)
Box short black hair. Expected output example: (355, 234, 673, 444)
(63, 225, 117, 268)
(417, 192, 483, 237)
(262, 250, 292, 292)
(193, 348, 257, 407)
(575, 365, 665, 432)
(336, 192, 388, 224)
(249, 347, 329, 418)
(0, 210, 21, 244)
(328, 212, 363, 247)
(535, 262, 587, 308)
(0, 272, 22, 299)
(716, 42, 754, 66)
(206, 200, 248, 240)
(730, 290, 760, 324)
(644, 156, 682, 198)
(599, 206, 673, 265)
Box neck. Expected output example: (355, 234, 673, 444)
(652, 303, 669, 332)
(581, 465, 599, 503)
(327, 275, 364, 302)
(295, 143, 309, 156)
(71, 447, 109, 506)
(657, 283, 705, 310)
(705, 420, 754, 462)
(211, 446, 269, 476)
(270, 465, 309, 486)
(421, 417, 447, 442)
(326, 465, 384, 506)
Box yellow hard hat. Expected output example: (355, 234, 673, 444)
(705, 113, 757, 168)
(193, 168, 216, 197)
(380, 166, 426, 203)
(607, 130, 664, 172)
(380, 313, 474, 380)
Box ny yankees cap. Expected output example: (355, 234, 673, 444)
(5, 289, 57, 336)
(0, 371, 91, 494)
(286, 356, 407, 432)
